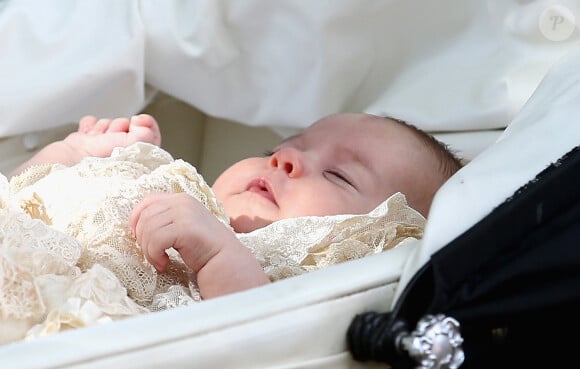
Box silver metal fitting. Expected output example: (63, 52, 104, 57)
(397, 314, 464, 369)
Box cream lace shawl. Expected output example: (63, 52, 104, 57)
(0, 143, 425, 344)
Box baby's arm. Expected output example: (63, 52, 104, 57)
(130, 193, 270, 299)
(9, 115, 161, 178)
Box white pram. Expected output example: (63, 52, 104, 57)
(0, 1, 579, 368)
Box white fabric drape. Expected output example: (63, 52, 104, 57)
(1, 0, 578, 137)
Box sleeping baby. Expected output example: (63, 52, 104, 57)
(0, 113, 460, 343)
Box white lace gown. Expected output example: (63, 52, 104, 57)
(0, 143, 425, 344)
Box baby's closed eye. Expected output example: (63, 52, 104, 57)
(324, 170, 355, 188)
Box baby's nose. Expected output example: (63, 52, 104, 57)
(268, 147, 304, 178)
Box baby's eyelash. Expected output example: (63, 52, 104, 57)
(263, 150, 275, 157)
(325, 170, 355, 187)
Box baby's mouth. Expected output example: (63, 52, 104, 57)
(246, 178, 277, 205)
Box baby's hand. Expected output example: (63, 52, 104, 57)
(65, 114, 162, 159)
(9, 114, 162, 179)
(131, 193, 271, 299)
(130, 193, 232, 273)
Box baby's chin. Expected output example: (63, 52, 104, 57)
(230, 215, 273, 234)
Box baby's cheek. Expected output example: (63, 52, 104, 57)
(281, 193, 339, 218)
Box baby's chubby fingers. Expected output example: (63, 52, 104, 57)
(107, 118, 131, 133)
(130, 193, 170, 231)
(141, 233, 169, 272)
(128, 114, 162, 146)
(130, 194, 153, 233)
(130, 193, 175, 272)
(78, 116, 98, 133)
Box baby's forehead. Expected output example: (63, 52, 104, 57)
(279, 114, 421, 159)
(302, 116, 418, 160)
(306, 114, 414, 142)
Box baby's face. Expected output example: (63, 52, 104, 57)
(212, 113, 432, 233)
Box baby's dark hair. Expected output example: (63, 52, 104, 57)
(386, 116, 464, 180)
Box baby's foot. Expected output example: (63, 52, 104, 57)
(65, 114, 162, 158)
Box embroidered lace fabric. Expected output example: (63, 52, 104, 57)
(0, 143, 425, 344)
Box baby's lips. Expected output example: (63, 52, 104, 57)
(246, 178, 277, 205)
